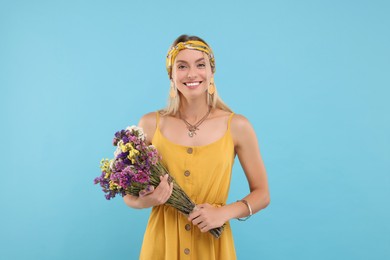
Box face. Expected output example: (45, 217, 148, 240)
(171, 49, 213, 100)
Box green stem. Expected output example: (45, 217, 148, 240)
(126, 164, 224, 238)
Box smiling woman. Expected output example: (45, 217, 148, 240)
(163, 35, 231, 116)
(122, 34, 270, 260)
(173, 50, 211, 103)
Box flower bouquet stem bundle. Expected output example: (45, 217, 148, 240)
(94, 126, 224, 238)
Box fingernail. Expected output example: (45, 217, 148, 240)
(146, 185, 151, 192)
(140, 190, 145, 196)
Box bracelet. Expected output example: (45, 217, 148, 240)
(236, 199, 253, 221)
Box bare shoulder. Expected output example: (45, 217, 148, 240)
(138, 112, 158, 144)
(138, 112, 157, 127)
(231, 114, 252, 130)
(230, 114, 257, 148)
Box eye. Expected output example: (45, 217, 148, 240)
(197, 63, 206, 68)
(177, 64, 187, 70)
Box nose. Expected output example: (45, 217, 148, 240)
(187, 66, 197, 79)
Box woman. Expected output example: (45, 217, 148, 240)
(124, 34, 270, 259)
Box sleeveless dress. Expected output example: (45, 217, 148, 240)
(139, 112, 237, 260)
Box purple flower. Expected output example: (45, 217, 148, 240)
(122, 136, 129, 144)
(114, 160, 126, 171)
(123, 158, 131, 164)
(95, 127, 162, 200)
(93, 177, 100, 185)
(133, 169, 150, 184)
(117, 152, 128, 159)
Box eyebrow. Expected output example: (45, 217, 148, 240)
(176, 58, 205, 64)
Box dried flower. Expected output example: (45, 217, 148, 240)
(94, 126, 224, 238)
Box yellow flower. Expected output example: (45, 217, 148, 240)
(109, 180, 120, 190)
(119, 141, 140, 163)
(119, 141, 135, 153)
(100, 158, 113, 179)
(127, 148, 140, 163)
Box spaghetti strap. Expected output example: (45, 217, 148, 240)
(227, 113, 235, 130)
(155, 111, 160, 129)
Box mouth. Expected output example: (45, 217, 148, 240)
(183, 81, 202, 88)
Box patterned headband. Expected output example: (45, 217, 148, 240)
(166, 40, 216, 78)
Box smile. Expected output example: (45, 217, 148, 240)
(184, 81, 202, 87)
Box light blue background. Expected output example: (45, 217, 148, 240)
(1, 0, 389, 259)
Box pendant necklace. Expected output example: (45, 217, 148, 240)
(179, 107, 211, 137)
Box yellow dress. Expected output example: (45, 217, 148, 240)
(139, 112, 237, 260)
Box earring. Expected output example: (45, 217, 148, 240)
(169, 80, 176, 98)
(208, 78, 216, 95)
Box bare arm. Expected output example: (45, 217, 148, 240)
(123, 112, 173, 209)
(189, 114, 270, 232)
(222, 114, 270, 219)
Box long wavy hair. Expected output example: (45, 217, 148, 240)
(160, 34, 232, 116)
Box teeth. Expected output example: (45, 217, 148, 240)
(186, 82, 200, 87)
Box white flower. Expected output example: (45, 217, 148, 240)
(114, 146, 122, 157)
(109, 159, 115, 170)
(125, 125, 146, 141)
(126, 125, 143, 132)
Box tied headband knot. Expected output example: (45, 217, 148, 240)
(166, 40, 215, 78)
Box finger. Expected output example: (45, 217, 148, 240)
(169, 182, 174, 194)
(159, 180, 171, 197)
(164, 192, 171, 203)
(164, 182, 173, 198)
(156, 179, 168, 192)
(200, 225, 209, 233)
(159, 175, 169, 186)
(146, 185, 155, 193)
(155, 179, 171, 204)
(166, 183, 173, 198)
(139, 186, 154, 197)
(162, 184, 172, 200)
(163, 174, 170, 185)
(164, 181, 173, 195)
(188, 210, 201, 221)
(139, 189, 146, 197)
(188, 213, 199, 221)
(192, 217, 203, 226)
(191, 212, 204, 225)
(199, 222, 208, 229)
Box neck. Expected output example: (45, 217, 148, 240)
(178, 97, 210, 123)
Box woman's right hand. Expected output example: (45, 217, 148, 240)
(136, 174, 173, 208)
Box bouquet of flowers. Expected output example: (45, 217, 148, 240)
(94, 126, 224, 238)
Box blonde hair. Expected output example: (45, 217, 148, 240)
(160, 34, 232, 116)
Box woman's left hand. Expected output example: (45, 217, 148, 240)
(188, 203, 227, 232)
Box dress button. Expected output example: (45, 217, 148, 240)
(184, 248, 190, 255)
(187, 147, 193, 154)
(185, 224, 191, 231)
(184, 170, 190, 177)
